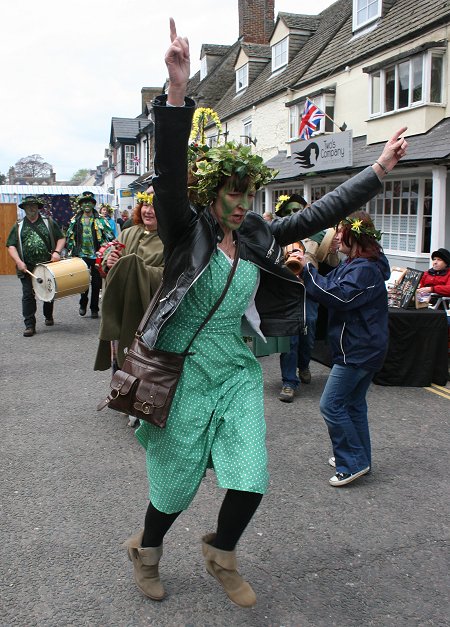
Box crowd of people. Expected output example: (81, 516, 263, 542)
(11, 16, 450, 612)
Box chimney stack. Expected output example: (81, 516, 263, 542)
(238, 0, 275, 44)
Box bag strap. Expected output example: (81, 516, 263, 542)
(183, 237, 240, 353)
(136, 236, 241, 354)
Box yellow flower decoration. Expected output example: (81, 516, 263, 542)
(275, 195, 290, 212)
(136, 192, 154, 205)
(341, 217, 382, 241)
(350, 219, 363, 234)
(190, 107, 223, 145)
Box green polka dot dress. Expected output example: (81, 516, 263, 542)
(135, 250, 269, 514)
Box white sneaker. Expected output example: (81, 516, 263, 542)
(328, 456, 336, 467)
(127, 415, 139, 427)
(329, 466, 370, 487)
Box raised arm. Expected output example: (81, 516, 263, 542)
(372, 126, 408, 178)
(271, 127, 409, 246)
(166, 17, 190, 106)
(152, 19, 195, 250)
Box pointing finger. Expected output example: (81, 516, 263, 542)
(392, 126, 408, 142)
(169, 17, 177, 42)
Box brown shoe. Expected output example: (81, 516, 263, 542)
(44, 318, 54, 326)
(201, 533, 256, 608)
(23, 327, 36, 337)
(298, 367, 311, 384)
(123, 531, 165, 600)
(279, 386, 294, 402)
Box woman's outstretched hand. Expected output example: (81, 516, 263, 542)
(165, 18, 190, 106)
(373, 127, 408, 177)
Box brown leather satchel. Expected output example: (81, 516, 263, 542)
(97, 240, 239, 428)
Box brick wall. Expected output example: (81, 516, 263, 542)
(239, 0, 275, 44)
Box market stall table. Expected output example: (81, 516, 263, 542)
(311, 307, 448, 387)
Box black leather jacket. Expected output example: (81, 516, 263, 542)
(142, 95, 382, 349)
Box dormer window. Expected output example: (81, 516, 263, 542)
(236, 63, 248, 93)
(200, 56, 208, 81)
(353, 0, 381, 31)
(272, 37, 288, 72)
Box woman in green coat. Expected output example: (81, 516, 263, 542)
(94, 189, 164, 390)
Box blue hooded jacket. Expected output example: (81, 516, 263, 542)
(303, 254, 391, 372)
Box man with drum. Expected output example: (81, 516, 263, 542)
(6, 195, 65, 337)
(65, 191, 114, 319)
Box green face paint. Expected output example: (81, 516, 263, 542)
(81, 202, 95, 215)
(24, 204, 39, 220)
(212, 180, 255, 232)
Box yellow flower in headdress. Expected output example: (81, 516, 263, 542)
(136, 191, 154, 205)
(350, 219, 363, 234)
(275, 195, 290, 212)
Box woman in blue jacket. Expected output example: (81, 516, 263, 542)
(300, 212, 390, 487)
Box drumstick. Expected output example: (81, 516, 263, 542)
(25, 269, 43, 284)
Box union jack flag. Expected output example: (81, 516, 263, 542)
(298, 98, 325, 140)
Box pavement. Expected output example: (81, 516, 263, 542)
(0, 275, 449, 627)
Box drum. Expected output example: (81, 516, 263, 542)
(32, 258, 90, 302)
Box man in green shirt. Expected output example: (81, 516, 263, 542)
(7, 196, 65, 337)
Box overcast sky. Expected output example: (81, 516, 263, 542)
(1, 0, 336, 181)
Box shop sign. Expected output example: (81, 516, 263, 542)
(290, 130, 353, 173)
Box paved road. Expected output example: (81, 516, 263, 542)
(0, 275, 449, 627)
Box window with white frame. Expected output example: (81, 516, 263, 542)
(200, 56, 208, 81)
(125, 145, 137, 174)
(288, 94, 335, 140)
(368, 177, 432, 254)
(310, 184, 336, 201)
(242, 118, 252, 145)
(272, 187, 305, 211)
(353, 0, 381, 31)
(206, 134, 218, 148)
(272, 37, 288, 72)
(236, 64, 248, 92)
(370, 50, 444, 116)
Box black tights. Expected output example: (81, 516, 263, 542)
(142, 489, 263, 551)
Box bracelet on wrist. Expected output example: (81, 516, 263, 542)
(375, 160, 389, 175)
(53, 250, 61, 255)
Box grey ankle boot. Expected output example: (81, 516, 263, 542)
(123, 531, 165, 600)
(201, 533, 256, 608)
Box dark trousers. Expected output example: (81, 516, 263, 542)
(79, 257, 102, 313)
(20, 275, 54, 329)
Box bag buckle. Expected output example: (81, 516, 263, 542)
(133, 398, 155, 415)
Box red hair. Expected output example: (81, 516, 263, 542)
(339, 211, 382, 260)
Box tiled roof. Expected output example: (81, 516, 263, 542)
(213, 0, 350, 122)
(277, 12, 321, 31)
(188, 41, 241, 110)
(110, 118, 143, 142)
(201, 44, 232, 56)
(298, 0, 450, 87)
(193, 0, 449, 123)
(240, 43, 271, 59)
(265, 117, 450, 182)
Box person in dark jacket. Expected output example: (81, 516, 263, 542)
(299, 211, 391, 487)
(65, 191, 114, 318)
(6, 195, 65, 336)
(122, 18, 409, 607)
